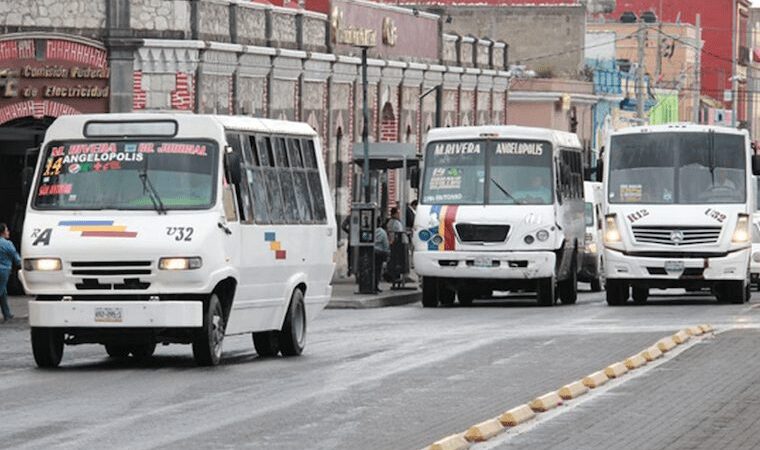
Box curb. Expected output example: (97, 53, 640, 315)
(326, 291, 421, 309)
(422, 325, 714, 450)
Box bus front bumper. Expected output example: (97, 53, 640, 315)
(604, 247, 750, 282)
(413, 250, 556, 280)
(28, 300, 203, 328)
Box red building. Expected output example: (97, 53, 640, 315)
(605, 0, 751, 124)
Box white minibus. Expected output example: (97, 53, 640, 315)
(603, 124, 758, 305)
(413, 125, 585, 306)
(580, 181, 604, 291)
(21, 113, 336, 367)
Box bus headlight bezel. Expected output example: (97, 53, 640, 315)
(23, 258, 63, 272)
(536, 229, 550, 241)
(159, 257, 203, 271)
(732, 214, 750, 244)
(604, 214, 622, 244)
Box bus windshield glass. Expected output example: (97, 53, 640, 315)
(608, 132, 746, 204)
(421, 139, 553, 205)
(33, 140, 218, 211)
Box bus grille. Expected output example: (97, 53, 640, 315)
(455, 224, 510, 243)
(70, 261, 153, 290)
(632, 226, 721, 246)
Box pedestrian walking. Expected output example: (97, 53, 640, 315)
(0, 223, 21, 322)
(374, 218, 390, 293)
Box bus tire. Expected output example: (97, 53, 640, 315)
(559, 257, 578, 305)
(632, 286, 649, 305)
(606, 280, 629, 306)
(458, 289, 475, 306)
(192, 294, 226, 366)
(590, 278, 603, 292)
(31, 327, 64, 369)
(422, 277, 440, 308)
(253, 331, 280, 357)
(536, 277, 555, 307)
(104, 344, 130, 359)
(279, 289, 306, 357)
(717, 281, 748, 304)
(130, 343, 156, 361)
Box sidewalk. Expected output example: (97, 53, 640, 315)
(4, 278, 421, 321)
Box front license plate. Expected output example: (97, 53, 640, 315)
(664, 260, 685, 273)
(95, 307, 123, 323)
(474, 257, 493, 268)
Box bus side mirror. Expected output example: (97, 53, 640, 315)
(21, 167, 34, 201)
(753, 155, 760, 176)
(410, 167, 420, 189)
(224, 147, 243, 185)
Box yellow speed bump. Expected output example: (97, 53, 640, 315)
(657, 337, 677, 353)
(673, 330, 690, 345)
(558, 381, 589, 400)
(428, 433, 470, 450)
(624, 353, 647, 370)
(699, 324, 714, 333)
(640, 345, 663, 362)
(529, 391, 563, 412)
(604, 362, 628, 379)
(686, 326, 704, 337)
(582, 370, 609, 389)
(499, 404, 535, 427)
(464, 418, 504, 442)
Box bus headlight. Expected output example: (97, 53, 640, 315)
(23, 258, 62, 271)
(536, 229, 550, 241)
(732, 214, 750, 244)
(159, 257, 203, 270)
(604, 214, 621, 244)
(586, 242, 598, 254)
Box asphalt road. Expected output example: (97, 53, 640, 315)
(2, 286, 760, 450)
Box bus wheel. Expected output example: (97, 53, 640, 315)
(279, 289, 306, 357)
(130, 343, 156, 361)
(104, 344, 130, 359)
(536, 278, 555, 307)
(606, 280, 629, 306)
(192, 294, 226, 366)
(458, 289, 475, 306)
(559, 259, 578, 305)
(440, 285, 455, 306)
(717, 281, 748, 304)
(632, 287, 649, 305)
(253, 331, 280, 357)
(31, 327, 64, 369)
(422, 277, 440, 308)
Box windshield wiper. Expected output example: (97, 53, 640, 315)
(490, 178, 522, 204)
(138, 169, 167, 215)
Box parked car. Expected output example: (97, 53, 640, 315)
(580, 181, 604, 291)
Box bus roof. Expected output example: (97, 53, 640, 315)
(44, 113, 318, 140)
(610, 123, 748, 137)
(426, 125, 582, 148)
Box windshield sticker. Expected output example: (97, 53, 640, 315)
(428, 167, 463, 190)
(38, 183, 72, 196)
(58, 220, 138, 238)
(704, 208, 727, 223)
(626, 209, 649, 223)
(620, 184, 642, 202)
(495, 142, 544, 156)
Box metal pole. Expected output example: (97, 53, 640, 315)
(693, 14, 702, 123)
(636, 22, 647, 121)
(732, 0, 737, 127)
(748, 20, 754, 136)
(361, 47, 371, 203)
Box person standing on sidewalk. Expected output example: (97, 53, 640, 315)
(0, 223, 21, 322)
(374, 218, 390, 293)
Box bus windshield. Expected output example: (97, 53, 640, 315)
(421, 139, 553, 205)
(608, 132, 746, 204)
(33, 140, 218, 211)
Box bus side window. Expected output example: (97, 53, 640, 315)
(287, 138, 314, 223)
(302, 139, 327, 223)
(225, 132, 253, 224)
(261, 136, 285, 223)
(246, 134, 271, 224)
(273, 137, 299, 223)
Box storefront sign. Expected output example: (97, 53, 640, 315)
(0, 35, 109, 125)
(330, 0, 439, 61)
